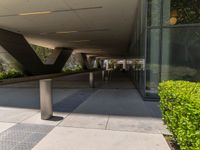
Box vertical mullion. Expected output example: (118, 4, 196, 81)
(144, 0, 148, 97)
(159, 0, 164, 83)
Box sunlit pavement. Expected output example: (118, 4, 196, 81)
(0, 72, 170, 150)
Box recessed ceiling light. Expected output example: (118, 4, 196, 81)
(19, 11, 51, 16)
(40, 32, 48, 35)
(79, 28, 109, 32)
(0, 6, 103, 18)
(56, 31, 78, 34)
(68, 40, 91, 43)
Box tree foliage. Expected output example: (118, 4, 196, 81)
(31, 44, 53, 63)
(171, 0, 200, 24)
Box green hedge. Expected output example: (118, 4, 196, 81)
(159, 81, 200, 150)
(63, 66, 83, 73)
(0, 69, 24, 80)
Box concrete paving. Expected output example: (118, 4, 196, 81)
(0, 107, 38, 123)
(23, 112, 69, 126)
(0, 71, 171, 150)
(0, 122, 15, 133)
(33, 127, 170, 150)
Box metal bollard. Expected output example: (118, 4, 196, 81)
(102, 70, 105, 81)
(108, 70, 111, 80)
(107, 70, 112, 81)
(40, 79, 53, 120)
(89, 72, 95, 88)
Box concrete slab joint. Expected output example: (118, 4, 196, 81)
(40, 79, 53, 120)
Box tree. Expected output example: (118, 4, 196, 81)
(171, 0, 200, 24)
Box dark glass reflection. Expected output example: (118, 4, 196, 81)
(162, 27, 200, 81)
(167, 0, 200, 25)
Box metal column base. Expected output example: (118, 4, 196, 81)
(89, 72, 95, 88)
(40, 79, 53, 120)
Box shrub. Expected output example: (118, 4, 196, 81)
(63, 65, 83, 73)
(0, 69, 24, 80)
(159, 81, 200, 150)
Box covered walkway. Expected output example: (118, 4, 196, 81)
(0, 71, 170, 150)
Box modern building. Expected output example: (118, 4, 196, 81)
(0, 0, 199, 100)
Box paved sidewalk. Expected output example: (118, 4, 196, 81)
(0, 72, 170, 150)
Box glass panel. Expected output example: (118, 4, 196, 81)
(161, 27, 200, 81)
(146, 29, 160, 93)
(148, 0, 161, 26)
(163, 0, 200, 25)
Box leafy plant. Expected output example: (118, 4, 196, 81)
(159, 81, 200, 150)
(171, 0, 200, 24)
(31, 44, 54, 63)
(0, 69, 24, 80)
(62, 65, 83, 73)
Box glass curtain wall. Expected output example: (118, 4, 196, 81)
(129, 0, 146, 97)
(146, 0, 161, 99)
(146, 0, 200, 99)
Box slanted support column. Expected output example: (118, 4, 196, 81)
(95, 58, 101, 69)
(40, 79, 53, 120)
(0, 28, 73, 75)
(89, 72, 95, 88)
(81, 53, 90, 70)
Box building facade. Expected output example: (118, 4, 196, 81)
(0, 0, 199, 100)
(130, 0, 200, 100)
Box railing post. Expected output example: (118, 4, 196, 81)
(89, 72, 95, 88)
(40, 79, 53, 120)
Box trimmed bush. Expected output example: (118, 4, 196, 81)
(63, 65, 83, 73)
(0, 69, 24, 80)
(159, 81, 200, 150)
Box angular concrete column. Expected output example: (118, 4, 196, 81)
(81, 53, 90, 70)
(50, 47, 73, 72)
(89, 72, 95, 88)
(45, 49, 64, 65)
(88, 56, 96, 68)
(0, 29, 44, 74)
(0, 28, 72, 75)
(40, 79, 53, 120)
(95, 58, 102, 69)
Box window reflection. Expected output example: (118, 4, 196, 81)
(164, 0, 200, 25)
(162, 28, 200, 81)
